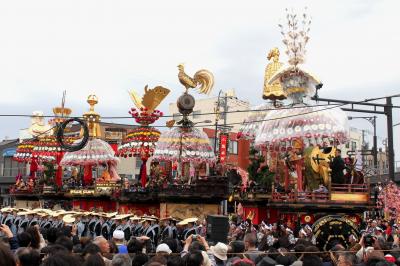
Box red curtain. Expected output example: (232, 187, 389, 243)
(140, 158, 147, 188)
(55, 153, 63, 187)
(29, 158, 38, 179)
(83, 165, 93, 186)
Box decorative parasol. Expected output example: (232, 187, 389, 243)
(61, 138, 119, 166)
(117, 126, 160, 158)
(13, 111, 56, 180)
(256, 9, 349, 150)
(60, 95, 120, 185)
(118, 85, 170, 187)
(13, 140, 37, 163)
(255, 105, 349, 149)
(237, 103, 271, 140)
(153, 127, 215, 164)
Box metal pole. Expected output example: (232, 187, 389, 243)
(373, 116, 378, 168)
(361, 129, 365, 166)
(223, 93, 228, 129)
(214, 120, 218, 154)
(214, 91, 222, 154)
(385, 97, 395, 180)
(223, 92, 228, 215)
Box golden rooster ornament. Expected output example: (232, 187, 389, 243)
(178, 64, 214, 95)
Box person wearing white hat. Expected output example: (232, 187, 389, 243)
(210, 242, 228, 266)
(113, 230, 128, 254)
(155, 243, 172, 255)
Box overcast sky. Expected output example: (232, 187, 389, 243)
(0, 0, 399, 157)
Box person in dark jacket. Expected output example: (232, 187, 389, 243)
(330, 149, 345, 184)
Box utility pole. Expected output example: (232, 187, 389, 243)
(373, 116, 377, 168)
(385, 97, 395, 181)
(223, 93, 228, 130)
(361, 129, 365, 166)
(214, 90, 223, 154)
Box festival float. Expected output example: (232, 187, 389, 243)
(117, 85, 169, 188)
(11, 103, 79, 208)
(234, 9, 373, 241)
(148, 65, 227, 219)
(60, 95, 121, 210)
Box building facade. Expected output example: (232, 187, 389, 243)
(0, 139, 27, 206)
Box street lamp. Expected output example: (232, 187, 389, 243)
(348, 116, 378, 167)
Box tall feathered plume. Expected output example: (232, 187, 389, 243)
(279, 7, 311, 67)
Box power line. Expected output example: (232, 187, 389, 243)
(0, 103, 343, 120)
(6, 93, 400, 131)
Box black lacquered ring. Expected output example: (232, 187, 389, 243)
(56, 118, 89, 152)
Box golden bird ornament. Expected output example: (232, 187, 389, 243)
(128, 85, 170, 113)
(178, 64, 214, 95)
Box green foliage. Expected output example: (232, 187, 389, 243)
(247, 147, 275, 190)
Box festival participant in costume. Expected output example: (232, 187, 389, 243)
(43, 213, 53, 230)
(27, 211, 39, 227)
(1, 208, 16, 235)
(330, 149, 345, 184)
(141, 216, 157, 249)
(18, 212, 30, 233)
(76, 213, 86, 238)
(53, 211, 65, 229)
(160, 216, 178, 241)
(113, 214, 132, 241)
(102, 213, 116, 239)
(14, 211, 23, 233)
(148, 215, 160, 245)
(27, 177, 35, 191)
(129, 215, 142, 237)
(177, 219, 188, 241)
(184, 218, 198, 240)
(94, 214, 105, 237)
(88, 213, 98, 238)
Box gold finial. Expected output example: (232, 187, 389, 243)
(83, 94, 102, 138)
(87, 94, 98, 112)
(263, 48, 286, 101)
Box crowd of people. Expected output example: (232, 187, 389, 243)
(0, 207, 399, 266)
